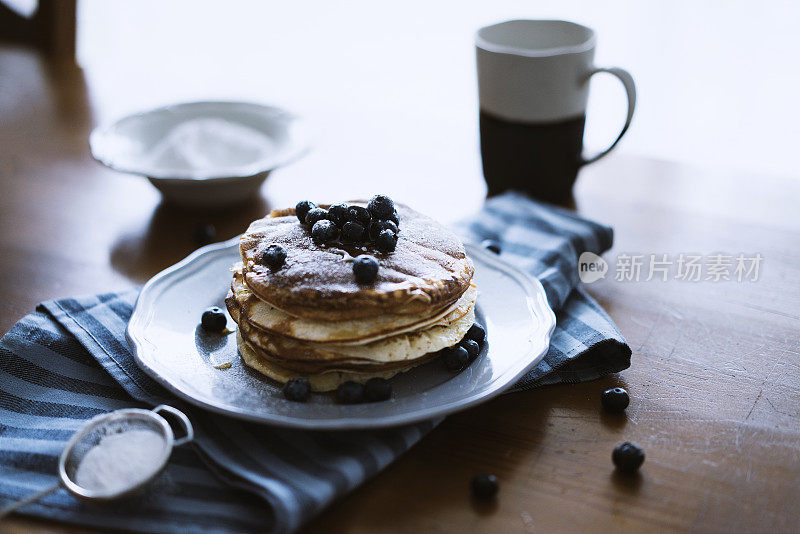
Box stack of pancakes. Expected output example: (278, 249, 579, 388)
(225, 202, 476, 391)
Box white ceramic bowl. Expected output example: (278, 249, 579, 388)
(90, 101, 310, 208)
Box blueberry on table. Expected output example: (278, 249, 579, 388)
(460, 339, 480, 360)
(312, 220, 338, 245)
(353, 255, 379, 283)
(305, 207, 330, 227)
(375, 229, 398, 253)
(201, 307, 227, 332)
(328, 203, 349, 228)
(295, 200, 316, 224)
(470, 473, 498, 500)
(367, 194, 395, 220)
(612, 441, 645, 473)
(336, 381, 364, 404)
(261, 244, 287, 270)
(364, 378, 392, 402)
(347, 205, 372, 226)
(601, 387, 630, 413)
(465, 323, 486, 345)
(192, 223, 216, 246)
(283, 378, 311, 402)
(443, 345, 469, 371)
(481, 239, 501, 254)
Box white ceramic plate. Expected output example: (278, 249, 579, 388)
(90, 101, 310, 208)
(127, 241, 555, 430)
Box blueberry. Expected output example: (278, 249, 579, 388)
(283, 377, 311, 402)
(470, 473, 498, 500)
(375, 229, 398, 253)
(305, 207, 330, 227)
(372, 220, 399, 241)
(347, 205, 372, 226)
(201, 307, 227, 332)
(311, 220, 338, 245)
(368, 219, 399, 240)
(260, 244, 287, 270)
(367, 195, 395, 220)
(465, 323, 486, 345)
(341, 221, 367, 244)
(460, 339, 480, 360)
(363, 378, 392, 402)
(336, 381, 364, 404)
(443, 345, 469, 371)
(192, 223, 216, 246)
(353, 255, 379, 283)
(295, 200, 316, 224)
(328, 203, 349, 228)
(481, 239, 501, 254)
(386, 210, 399, 227)
(601, 387, 630, 413)
(612, 441, 645, 473)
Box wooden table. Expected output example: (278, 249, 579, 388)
(2, 47, 799, 534)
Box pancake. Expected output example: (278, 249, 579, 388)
(236, 332, 440, 374)
(239, 202, 474, 321)
(230, 297, 475, 369)
(229, 264, 478, 344)
(238, 333, 402, 392)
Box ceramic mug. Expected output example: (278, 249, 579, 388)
(476, 20, 636, 204)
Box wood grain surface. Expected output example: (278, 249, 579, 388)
(1, 47, 798, 533)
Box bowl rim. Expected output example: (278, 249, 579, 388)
(89, 100, 312, 181)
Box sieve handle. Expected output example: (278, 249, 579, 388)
(0, 483, 60, 518)
(153, 405, 194, 447)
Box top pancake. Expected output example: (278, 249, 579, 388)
(239, 202, 474, 320)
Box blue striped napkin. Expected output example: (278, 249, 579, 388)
(0, 192, 630, 533)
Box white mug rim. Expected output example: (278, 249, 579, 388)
(476, 19, 596, 58)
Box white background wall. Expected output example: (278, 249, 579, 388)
(77, 0, 800, 180)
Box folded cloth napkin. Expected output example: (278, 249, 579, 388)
(0, 192, 630, 533)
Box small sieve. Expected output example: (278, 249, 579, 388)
(0, 405, 193, 517)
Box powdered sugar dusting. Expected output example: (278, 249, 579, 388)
(74, 429, 166, 493)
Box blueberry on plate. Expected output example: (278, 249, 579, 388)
(261, 244, 287, 270)
(328, 203, 349, 228)
(470, 473, 498, 500)
(353, 255, 379, 283)
(347, 205, 372, 226)
(443, 345, 469, 371)
(375, 229, 398, 253)
(465, 323, 486, 345)
(601, 387, 630, 413)
(295, 200, 316, 224)
(341, 221, 367, 244)
(460, 339, 480, 360)
(363, 377, 392, 402)
(283, 377, 311, 402)
(305, 207, 330, 227)
(201, 307, 227, 332)
(612, 441, 645, 473)
(481, 239, 501, 254)
(367, 194, 395, 220)
(336, 381, 364, 404)
(312, 220, 338, 245)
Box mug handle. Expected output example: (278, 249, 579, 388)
(580, 67, 637, 165)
